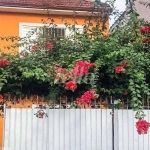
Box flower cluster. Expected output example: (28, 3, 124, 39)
(54, 67, 68, 83)
(0, 59, 9, 67)
(54, 60, 95, 91)
(115, 60, 129, 74)
(140, 26, 150, 34)
(115, 66, 125, 74)
(136, 119, 150, 135)
(32, 45, 39, 51)
(45, 42, 54, 50)
(70, 61, 95, 77)
(65, 81, 77, 92)
(140, 26, 150, 45)
(32, 42, 54, 51)
(76, 90, 97, 104)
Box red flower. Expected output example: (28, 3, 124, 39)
(65, 81, 77, 92)
(45, 42, 53, 50)
(0, 59, 9, 67)
(70, 61, 95, 77)
(140, 26, 150, 34)
(3, 59, 9, 66)
(76, 90, 97, 104)
(32, 45, 39, 51)
(136, 119, 150, 134)
(0, 94, 3, 100)
(115, 66, 125, 74)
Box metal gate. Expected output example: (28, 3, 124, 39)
(3, 108, 112, 150)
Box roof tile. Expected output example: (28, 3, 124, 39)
(0, 0, 96, 11)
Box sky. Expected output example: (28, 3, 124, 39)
(101, 0, 126, 26)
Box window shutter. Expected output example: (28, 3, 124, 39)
(20, 24, 39, 53)
(21, 25, 38, 39)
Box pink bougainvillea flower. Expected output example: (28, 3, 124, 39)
(136, 119, 150, 134)
(70, 61, 95, 77)
(76, 90, 98, 104)
(115, 66, 125, 74)
(45, 42, 53, 50)
(3, 59, 9, 66)
(0, 59, 9, 67)
(31, 45, 39, 51)
(53, 61, 94, 86)
(65, 81, 77, 92)
(140, 26, 150, 34)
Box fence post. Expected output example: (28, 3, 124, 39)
(2, 104, 6, 150)
(111, 96, 115, 150)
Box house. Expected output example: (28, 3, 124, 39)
(0, 0, 110, 53)
(110, 0, 150, 32)
(0, 0, 111, 148)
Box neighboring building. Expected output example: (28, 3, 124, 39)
(0, 0, 110, 53)
(132, 0, 150, 22)
(110, 0, 150, 32)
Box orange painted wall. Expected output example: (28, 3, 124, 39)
(0, 12, 109, 53)
(0, 12, 86, 53)
(0, 117, 3, 148)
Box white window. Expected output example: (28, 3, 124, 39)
(19, 23, 83, 53)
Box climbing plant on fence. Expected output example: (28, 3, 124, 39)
(0, 1, 150, 134)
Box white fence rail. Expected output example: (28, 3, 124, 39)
(3, 109, 112, 150)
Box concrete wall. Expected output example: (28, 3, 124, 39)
(135, 0, 150, 22)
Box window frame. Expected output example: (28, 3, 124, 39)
(19, 22, 83, 53)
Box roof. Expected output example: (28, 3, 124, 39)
(0, 0, 110, 11)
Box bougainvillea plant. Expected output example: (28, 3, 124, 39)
(76, 90, 98, 104)
(65, 81, 77, 92)
(0, 1, 150, 134)
(136, 119, 150, 135)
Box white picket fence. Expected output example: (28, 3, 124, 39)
(2, 108, 150, 150)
